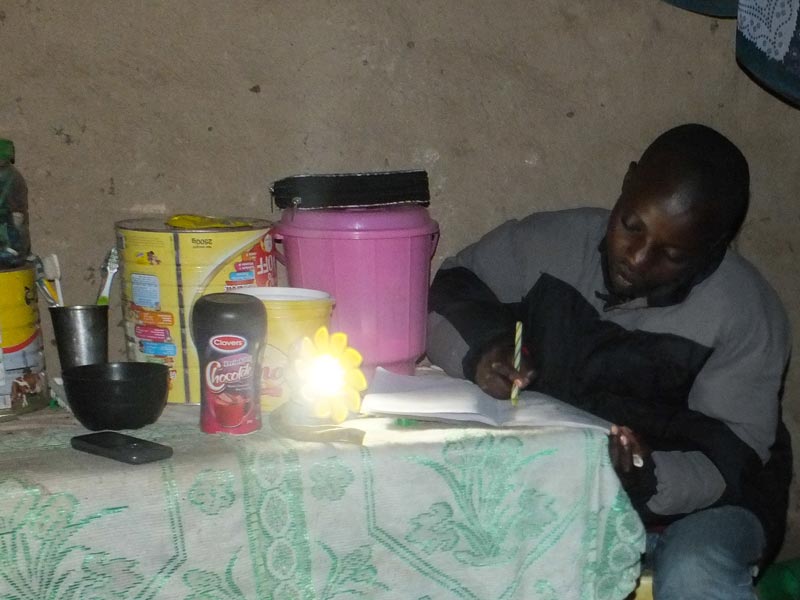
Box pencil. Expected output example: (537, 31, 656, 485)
(510, 321, 522, 406)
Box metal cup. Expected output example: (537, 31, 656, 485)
(49, 305, 109, 371)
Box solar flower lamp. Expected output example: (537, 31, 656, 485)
(291, 326, 368, 424)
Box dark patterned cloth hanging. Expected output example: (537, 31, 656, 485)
(662, 0, 738, 17)
(737, 1, 800, 105)
(663, 0, 800, 106)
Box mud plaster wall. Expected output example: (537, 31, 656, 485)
(2, 1, 799, 559)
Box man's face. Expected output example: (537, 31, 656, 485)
(605, 166, 717, 299)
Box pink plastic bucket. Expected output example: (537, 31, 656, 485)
(275, 206, 439, 378)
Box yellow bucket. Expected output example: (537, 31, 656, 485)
(0, 264, 47, 414)
(238, 287, 333, 411)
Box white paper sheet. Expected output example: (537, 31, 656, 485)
(361, 368, 611, 432)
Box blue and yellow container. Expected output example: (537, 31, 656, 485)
(0, 263, 47, 415)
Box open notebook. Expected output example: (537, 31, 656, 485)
(361, 368, 611, 433)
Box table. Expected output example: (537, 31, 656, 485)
(0, 405, 645, 599)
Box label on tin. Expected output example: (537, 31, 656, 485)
(201, 349, 260, 433)
(0, 329, 46, 411)
(131, 273, 161, 309)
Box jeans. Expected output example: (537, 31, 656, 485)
(644, 506, 765, 600)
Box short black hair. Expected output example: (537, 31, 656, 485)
(640, 123, 750, 242)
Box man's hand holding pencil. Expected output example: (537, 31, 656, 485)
(474, 325, 537, 401)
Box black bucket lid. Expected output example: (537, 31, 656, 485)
(270, 170, 430, 210)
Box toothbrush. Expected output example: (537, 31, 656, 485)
(30, 254, 59, 304)
(96, 247, 119, 305)
(42, 254, 64, 305)
(35, 278, 58, 306)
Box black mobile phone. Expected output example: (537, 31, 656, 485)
(71, 432, 173, 465)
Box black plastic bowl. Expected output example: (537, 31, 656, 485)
(62, 362, 169, 430)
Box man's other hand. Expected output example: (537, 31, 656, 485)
(609, 424, 650, 476)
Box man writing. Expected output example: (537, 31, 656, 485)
(426, 124, 791, 599)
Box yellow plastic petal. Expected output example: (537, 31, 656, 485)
(345, 387, 362, 412)
(341, 347, 363, 369)
(313, 326, 330, 352)
(329, 332, 348, 356)
(345, 368, 368, 392)
(330, 400, 349, 424)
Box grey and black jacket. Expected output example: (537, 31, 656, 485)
(427, 207, 791, 564)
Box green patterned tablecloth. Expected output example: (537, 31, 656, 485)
(0, 406, 644, 600)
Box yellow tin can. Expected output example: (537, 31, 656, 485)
(0, 263, 48, 415)
(116, 218, 276, 404)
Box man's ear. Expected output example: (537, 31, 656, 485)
(707, 229, 732, 256)
(622, 161, 637, 191)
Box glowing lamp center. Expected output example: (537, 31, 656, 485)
(305, 354, 346, 398)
